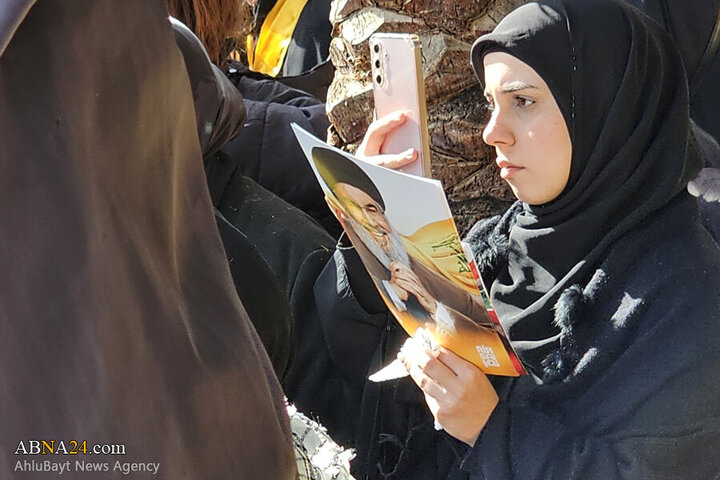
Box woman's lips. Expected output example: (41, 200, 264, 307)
(496, 159, 523, 179)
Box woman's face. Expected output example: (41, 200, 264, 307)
(482, 52, 572, 205)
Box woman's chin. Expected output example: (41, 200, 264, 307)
(508, 183, 563, 206)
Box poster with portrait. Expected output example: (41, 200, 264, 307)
(293, 125, 525, 377)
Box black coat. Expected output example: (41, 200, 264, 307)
(301, 235, 471, 480)
(174, 19, 337, 378)
(220, 73, 339, 236)
(462, 194, 720, 479)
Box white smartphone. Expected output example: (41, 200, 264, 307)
(369, 33, 432, 177)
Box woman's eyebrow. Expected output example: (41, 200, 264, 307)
(485, 81, 539, 97)
(500, 81, 538, 93)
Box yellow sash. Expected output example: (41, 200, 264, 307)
(246, 0, 309, 76)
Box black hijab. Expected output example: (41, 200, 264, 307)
(171, 17, 247, 159)
(470, 0, 702, 376)
(626, 0, 720, 150)
(624, 0, 720, 87)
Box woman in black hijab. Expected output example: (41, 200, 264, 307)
(395, 0, 720, 477)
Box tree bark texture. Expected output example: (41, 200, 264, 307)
(327, 0, 526, 234)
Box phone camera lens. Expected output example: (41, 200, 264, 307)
(373, 44, 380, 53)
(374, 59, 380, 68)
(375, 74, 382, 84)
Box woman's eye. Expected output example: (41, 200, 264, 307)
(480, 99, 495, 126)
(514, 96, 535, 108)
(485, 100, 495, 112)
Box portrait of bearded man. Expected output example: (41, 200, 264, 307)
(312, 147, 495, 338)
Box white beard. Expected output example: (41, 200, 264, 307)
(347, 215, 411, 270)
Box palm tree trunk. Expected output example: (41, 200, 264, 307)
(327, 0, 525, 234)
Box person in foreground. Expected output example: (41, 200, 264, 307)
(0, 1, 295, 478)
(389, 0, 720, 477)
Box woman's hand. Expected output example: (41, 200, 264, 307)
(356, 110, 418, 169)
(398, 344, 499, 446)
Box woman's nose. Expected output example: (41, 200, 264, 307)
(482, 108, 513, 147)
